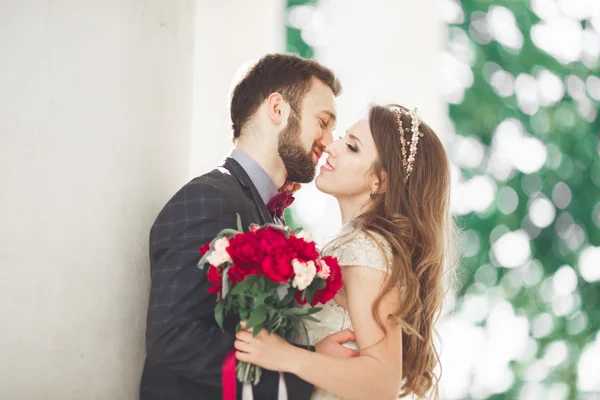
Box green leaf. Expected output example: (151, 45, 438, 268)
(238, 294, 247, 308)
(283, 307, 310, 316)
(216, 228, 240, 238)
(230, 280, 250, 295)
(243, 275, 259, 286)
(252, 324, 262, 337)
(292, 227, 306, 235)
(254, 292, 269, 307)
(268, 224, 291, 238)
(306, 307, 322, 315)
(271, 314, 283, 332)
(301, 315, 320, 323)
(311, 279, 326, 290)
(276, 284, 289, 301)
(236, 213, 243, 232)
(214, 301, 224, 330)
(303, 286, 315, 303)
(247, 304, 268, 331)
(300, 320, 310, 345)
(197, 258, 208, 269)
(266, 315, 276, 334)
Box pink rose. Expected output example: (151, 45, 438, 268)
(206, 237, 232, 266)
(317, 259, 331, 280)
(291, 259, 317, 291)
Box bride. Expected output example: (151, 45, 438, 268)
(234, 104, 456, 399)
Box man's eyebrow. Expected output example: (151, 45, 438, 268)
(321, 110, 337, 122)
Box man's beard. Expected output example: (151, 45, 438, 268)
(277, 112, 316, 184)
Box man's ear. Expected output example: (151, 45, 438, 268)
(266, 92, 289, 125)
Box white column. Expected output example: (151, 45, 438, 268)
(190, 0, 286, 177)
(0, 1, 195, 398)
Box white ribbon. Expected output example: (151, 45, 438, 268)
(241, 372, 288, 400)
(242, 382, 253, 400)
(222, 266, 231, 298)
(278, 372, 289, 400)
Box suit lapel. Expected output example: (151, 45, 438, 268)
(223, 158, 274, 225)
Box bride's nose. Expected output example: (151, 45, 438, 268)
(324, 142, 336, 158)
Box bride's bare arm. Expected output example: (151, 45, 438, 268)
(289, 266, 402, 399)
(235, 266, 403, 400)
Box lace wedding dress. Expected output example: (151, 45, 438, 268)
(297, 226, 393, 400)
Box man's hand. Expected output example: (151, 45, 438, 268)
(315, 329, 359, 358)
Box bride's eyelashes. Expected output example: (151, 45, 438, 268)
(335, 134, 358, 153)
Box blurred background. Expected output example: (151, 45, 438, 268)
(1, 0, 599, 399)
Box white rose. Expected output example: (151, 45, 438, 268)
(317, 259, 331, 280)
(296, 230, 314, 243)
(291, 259, 317, 291)
(206, 237, 232, 266)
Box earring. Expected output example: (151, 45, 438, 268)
(370, 183, 378, 199)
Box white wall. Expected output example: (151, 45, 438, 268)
(190, 0, 285, 177)
(0, 1, 196, 398)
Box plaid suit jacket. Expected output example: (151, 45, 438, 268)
(140, 158, 314, 400)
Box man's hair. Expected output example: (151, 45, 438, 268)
(230, 53, 342, 139)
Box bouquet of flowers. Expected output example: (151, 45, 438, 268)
(197, 215, 342, 386)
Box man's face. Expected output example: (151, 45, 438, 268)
(278, 78, 337, 183)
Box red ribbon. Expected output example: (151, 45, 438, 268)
(222, 349, 237, 400)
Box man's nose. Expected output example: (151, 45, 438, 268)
(319, 127, 334, 147)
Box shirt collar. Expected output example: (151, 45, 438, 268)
(229, 148, 279, 205)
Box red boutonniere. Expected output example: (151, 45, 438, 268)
(266, 192, 295, 218)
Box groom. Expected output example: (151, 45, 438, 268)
(140, 54, 357, 400)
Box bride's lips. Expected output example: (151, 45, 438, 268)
(321, 159, 335, 172)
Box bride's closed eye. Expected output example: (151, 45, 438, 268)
(345, 143, 358, 153)
(336, 134, 358, 153)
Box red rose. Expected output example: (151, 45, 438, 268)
(311, 256, 342, 305)
(206, 264, 222, 294)
(255, 227, 289, 256)
(226, 228, 292, 284)
(260, 251, 294, 283)
(288, 235, 319, 262)
(227, 232, 261, 268)
(227, 264, 259, 284)
(199, 242, 211, 256)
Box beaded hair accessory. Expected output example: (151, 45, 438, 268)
(393, 107, 424, 181)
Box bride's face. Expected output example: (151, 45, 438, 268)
(315, 118, 379, 198)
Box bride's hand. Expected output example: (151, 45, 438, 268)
(234, 326, 295, 372)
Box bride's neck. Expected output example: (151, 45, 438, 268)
(337, 194, 370, 226)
